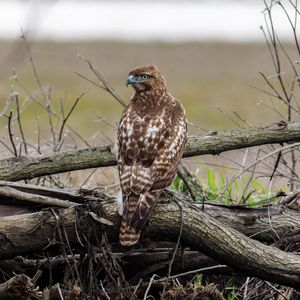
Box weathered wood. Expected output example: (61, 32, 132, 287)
(148, 195, 300, 288)
(0, 180, 86, 202)
(0, 191, 299, 287)
(0, 122, 299, 181)
(0, 145, 116, 181)
(0, 273, 40, 300)
(0, 182, 299, 243)
(184, 121, 300, 156)
(0, 186, 77, 208)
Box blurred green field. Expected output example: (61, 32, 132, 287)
(0, 40, 298, 191)
(0, 40, 298, 144)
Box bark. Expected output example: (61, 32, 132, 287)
(0, 121, 299, 181)
(0, 181, 299, 242)
(0, 191, 299, 287)
(0, 273, 40, 300)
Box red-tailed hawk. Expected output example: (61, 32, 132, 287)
(117, 65, 187, 246)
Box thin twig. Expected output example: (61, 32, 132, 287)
(58, 91, 87, 143)
(243, 277, 250, 300)
(14, 93, 28, 155)
(6, 111, 18, 157)
(216, 105, 242, 128)
(264, 281, 289, 300)
(80, 168, 98, 189)
(45, 87, 57, 150)
(177, 166, 197, 202)
(143, 274, 157, 300)
(167, 264, 228, 281)
(0, 138, 15, 156)
(100, 280, 110, 300)
(74, 72, 104, 90)
(270, 146, 282, 181)
(13, 73, 91, 148)
(21, 29, 47, 102)
(35, 117, 41, 154)
(161, 199, 183, 297)
(232, 111, 252, 127)
(240, 148, 261, 203)
(279, 1, 300, 56)
(219, 142, 300, 200)
(77, 53, 126, 107)
(32, 270, 43, 286)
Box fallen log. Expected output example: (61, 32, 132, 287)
(0, 121, 299, 181)
(0, 182, 299, 243)
(0, 191, 299, 288)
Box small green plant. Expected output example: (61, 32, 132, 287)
(226, 290, 235, 300)
(223, 277, 236, 300)
(193, 274, 203, 287)
(171, 166, 282, 207)
(171, 174, 188, 194)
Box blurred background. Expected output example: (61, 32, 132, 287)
(0, 0, 299, 192)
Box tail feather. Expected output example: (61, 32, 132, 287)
(119, 223, 141, 246)
(119, 191, 161, 246)
(120, 194, 140, 246)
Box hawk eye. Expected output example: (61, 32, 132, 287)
(141, 74, 148, 80)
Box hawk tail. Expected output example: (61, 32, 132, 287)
(119, 194, 140, 246)
(119, 224, 141, 246)
(119, 191, 160, 246)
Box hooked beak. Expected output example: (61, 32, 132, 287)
(126, 75, 139, 87)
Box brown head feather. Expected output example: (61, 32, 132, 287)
(128, 65, 166, 92)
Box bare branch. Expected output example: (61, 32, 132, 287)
(14, 93, 28, 155)
(0, 122, 299, 182)
(219, 142, 300, 200)
(58, 91, 87, 144)
(6, 111, 18, 157)
(21, 29, 47, 102)
(77, 54, 126, 107)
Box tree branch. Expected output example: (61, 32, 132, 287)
(0, 122, 299, 181)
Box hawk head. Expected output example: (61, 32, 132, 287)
(126, 65, 166, 92)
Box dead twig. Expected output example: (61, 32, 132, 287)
(58, 90, 87, 144)
(6, 111, 18, 157)
(161, 198, 183, 298)
(264, 281, 289, 300)
(0, 186, 77, 208)
(177, 166, 197, 202)
(21, 29, 47, 102)
(14, 92, 28, 155)
(143, 274, 157, 300)
(77, 54, 126, 107)
(162, 264, 228, 282)
(219, 142, 300, 200)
